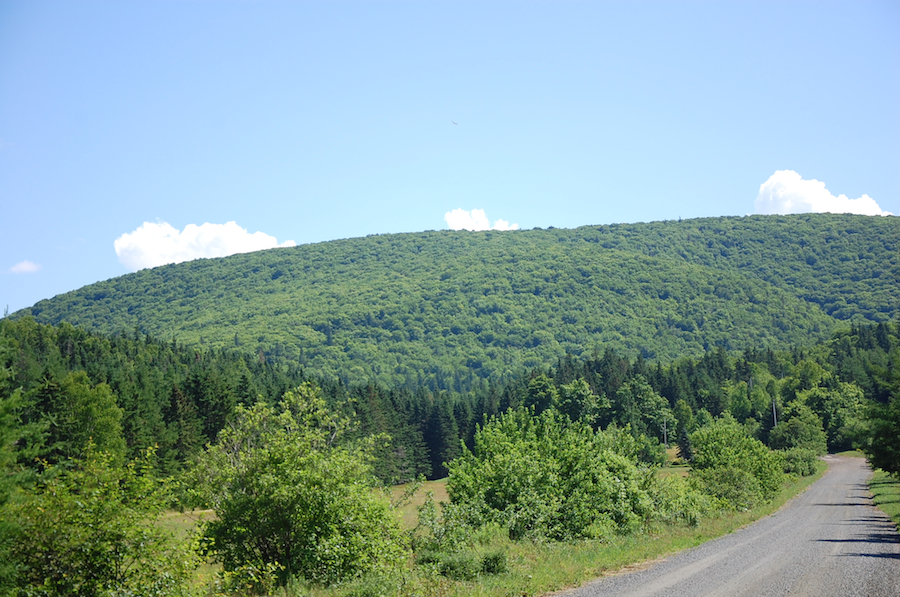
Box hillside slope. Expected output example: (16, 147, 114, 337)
(19, 214, 899, 389)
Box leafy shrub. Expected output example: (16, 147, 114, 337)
(447, 408, 656, 541)
(691, 466, 762, 511)
(780, 447, 818, 476)
(648, 474, 716, 526)
(799, 383, 867, 452)
(690, 415, 785, 509)
(416, 550, 477, 580)
(416, 548, 506, 580)
(8, 446, 198, 597)
(862, 396, 900, 477)
(597, 422, 667, 466)
(186, 383, 408, 586)
(436, 552, 481, 581)
(210, 562, 284, 596)
(768, 402, 828, 455)
(411, 491, 478, 553)
(480, 550, 508, 575)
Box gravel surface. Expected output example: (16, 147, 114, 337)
(557, 455, 900, 597)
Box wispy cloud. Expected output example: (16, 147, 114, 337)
(114, 221, 296, 271)
(755, 170, 891, 216)
(10, 260, 41, 274)
(444, 208, 519, 231)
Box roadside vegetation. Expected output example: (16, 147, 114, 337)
(147, 432, 828, 597)
(869, 471, 900, 530)
(301, 462, 827, 597)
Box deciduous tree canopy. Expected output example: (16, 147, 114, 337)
(17, 214, 898, 390)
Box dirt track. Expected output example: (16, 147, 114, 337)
(558, 455, 900, 597)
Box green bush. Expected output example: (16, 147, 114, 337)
(437, 552, 481, 581)
(768, 402, 827, 455)
(416, 548, 506, 580)
(780, 447, 819, 477)
(186, 383, 408, 586)
(411, 491, 478, 554)
(799, 383, 867, 452)
(480, 550, 508, 575)
(8, 447, 198, 597)
(648, 474, 716, 526)
(447, 408, 656, 541)
(416, 549, 479, 580)
(210, 562, 284, 597)
(690, 415, 785, 509)
(863, 396, 900, 477)
(691, 466, 762, 511)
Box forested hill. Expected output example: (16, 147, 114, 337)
(17, 214, 899, 390)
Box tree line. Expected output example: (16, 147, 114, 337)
(1, 316, 898, 483)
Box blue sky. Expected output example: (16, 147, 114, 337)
(2, 1, 898, 314)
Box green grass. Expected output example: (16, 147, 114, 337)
(836, 450, 898, 530)
(390, 478, 450, 530)
(155, 510, 220, 587)
(869, 470, 900, 530)
(157, 509, 215, 539)
(658, 448, 690, 478)
(657, 465, 691, 479)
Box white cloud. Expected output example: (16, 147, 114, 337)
(755, 170, 891, 216)
(444, 208, 520, 231)
(10, 260, 41, 274)
(114, 221, 296, 271)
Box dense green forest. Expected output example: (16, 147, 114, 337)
(2, 315, 899, 594)
(0, 318, 434, 481)
(17, 214, 899, 390)
(2, 316, 897, 481)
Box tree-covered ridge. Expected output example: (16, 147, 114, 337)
(572, 214, 899, 321)
(19, 214, 898, 389)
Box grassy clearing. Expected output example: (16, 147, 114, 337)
(156, 510, 220, 586)
(869, 470, 900, 530)
(657, 465, 690, 479)
(157, 508, 215, 539)
(658, 447, 690, 478)
(390, 478, 450, 530)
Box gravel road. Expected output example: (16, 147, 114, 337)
(557, 455, 900, 597)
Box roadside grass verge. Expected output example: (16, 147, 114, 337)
(295, 461, 826, 597)
(838, 449, 899, 529)
(869, 470, 900, 530)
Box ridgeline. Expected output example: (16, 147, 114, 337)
(17, 214, 899, 390)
